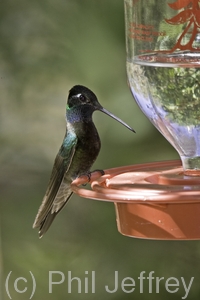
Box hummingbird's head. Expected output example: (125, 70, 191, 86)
(67, 85, 135, 132)
(67, 85, 102, 111)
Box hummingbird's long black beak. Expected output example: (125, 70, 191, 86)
(100, 107, 135, 133)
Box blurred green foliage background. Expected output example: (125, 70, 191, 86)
(1, 0, 200, 299)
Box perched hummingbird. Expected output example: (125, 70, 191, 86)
(33, 85, 135, 237)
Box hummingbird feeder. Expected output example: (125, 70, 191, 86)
(72, 0, 200, 240)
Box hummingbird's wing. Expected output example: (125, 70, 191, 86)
(33, 132, 78, 237)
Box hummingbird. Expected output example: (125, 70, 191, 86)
(33, 85, 135, 237)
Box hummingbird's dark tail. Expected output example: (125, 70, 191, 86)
(38, 213, 57, 238)
(33, 191, 73, 238)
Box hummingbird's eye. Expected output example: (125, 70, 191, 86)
(78, 94, 86, 102)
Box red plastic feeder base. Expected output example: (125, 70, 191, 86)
(71, 160, 200, 240)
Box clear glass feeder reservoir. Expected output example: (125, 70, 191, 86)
(125, 0, 200, 174)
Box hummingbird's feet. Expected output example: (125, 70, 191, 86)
(89, 169, 105, 181)
(81, 169, 105, 185)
